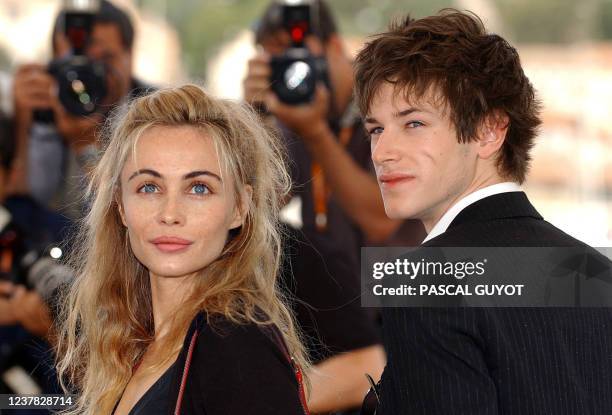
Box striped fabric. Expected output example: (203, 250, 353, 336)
(378, 192, 612, 414)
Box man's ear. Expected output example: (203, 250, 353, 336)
(305, 34, 325, 56)
(229, 184, 253, 230)
(477, 111, 509, 160)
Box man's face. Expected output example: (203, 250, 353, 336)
(55, 22, 133, 100)
(364, 82, 480, 230)
(259, 30, 292, 56)
(87, 22, 132, 99)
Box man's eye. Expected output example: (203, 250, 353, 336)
(138, 183, 158, 193)
(368, 126, 383, 136)
(190, 183, 210, 195)
(406, 121, 424, 128)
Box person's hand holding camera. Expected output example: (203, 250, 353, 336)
(0, 280, 18, 326)
(265, 83, 330, 143)
(53, 57, 130, 155)
(10, 284, 53, 338)
(13, 63, 101, 154)
(243, 52, 272, 109)
(0, 280, 53, 338)
(51, 98, 102, 154)
(13, 64, 55, 127)
(243, 36, 331, 145)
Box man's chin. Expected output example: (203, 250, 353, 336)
(383, 204, 420, 220)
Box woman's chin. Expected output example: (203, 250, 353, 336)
(147, 266, 202, 280)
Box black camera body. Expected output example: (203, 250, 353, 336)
(0, 206, 31, 285)
(270, 2, 330, 105)
(0, 205, 69, 302)
(35, 2, 107, 122)
(48, 50, 107, 117)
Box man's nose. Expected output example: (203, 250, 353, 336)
(86, 44, 103, 61)
(371, 129, 400, 166)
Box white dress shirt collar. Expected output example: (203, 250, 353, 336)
(422, 182, 522, 244)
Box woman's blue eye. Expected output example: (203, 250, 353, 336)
(190, 183, 210, 195)
(139, 183, 158, 193)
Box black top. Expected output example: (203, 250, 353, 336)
(109, 312, 305, 415)
(164, 312, 305, 415)
(377, 192, 612, 414)
(113, 359, 177, 415)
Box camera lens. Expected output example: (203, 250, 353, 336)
(285, 61, 312, 92)
(271, 50, 318, 105)
(50, 56, 107, 116)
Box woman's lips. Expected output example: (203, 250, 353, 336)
(150, 237, 193, 253)
(153, 243, 192, 253)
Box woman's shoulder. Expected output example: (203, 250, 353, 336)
(186, 312, 285, 360)
(188, 312, 298, 386)
(198, 314, 282, 352)
(182, 313, 304, 414)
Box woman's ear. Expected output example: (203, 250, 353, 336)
(115, 191, 127, 227)
(230, 184, 253, 230)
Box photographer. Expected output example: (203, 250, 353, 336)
(244, 1, 423, 413)
(6, 0, 150, 220)
(1, 117, 61, 403)
(1, 1, 150, 400)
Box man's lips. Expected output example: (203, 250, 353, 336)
(378, 173, 415, 187)
(150, 236, 193, 253)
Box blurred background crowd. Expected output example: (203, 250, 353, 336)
(2, 0, 611, 245)
(0, 0, 611, 414)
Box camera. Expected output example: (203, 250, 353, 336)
(270, 0, 330, 105)
(0, 205, 72, 303)
(35, 0, 107, 121)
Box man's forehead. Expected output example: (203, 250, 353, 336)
(259, 30, 290, 53)
(367, 82, 448, 116)
(91, 22, 125, 50)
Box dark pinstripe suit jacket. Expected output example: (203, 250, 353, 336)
(378, 192, 612, 414)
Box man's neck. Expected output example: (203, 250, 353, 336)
(422, 181, 522, 243)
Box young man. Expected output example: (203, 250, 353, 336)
(354, 10, 612, 414)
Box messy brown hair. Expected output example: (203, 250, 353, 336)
(354, 9, 541, 183)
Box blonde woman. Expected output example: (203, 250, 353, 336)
(55, 84, 309, 414)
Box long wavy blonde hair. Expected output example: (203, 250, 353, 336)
(55, 84, 308, 414)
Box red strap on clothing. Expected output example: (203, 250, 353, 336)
(174, 328, 198, 415)
(266, 326, 310, 415)
(172, 326, 309, 415)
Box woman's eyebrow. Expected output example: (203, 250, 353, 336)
(128, 169, 222, 182)
(128, 169, 161, 181)
(183, 170, 222, 182)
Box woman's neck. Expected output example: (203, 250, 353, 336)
(148, 272, 195, 341)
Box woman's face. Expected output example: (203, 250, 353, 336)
(118, 125, 249, 280)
